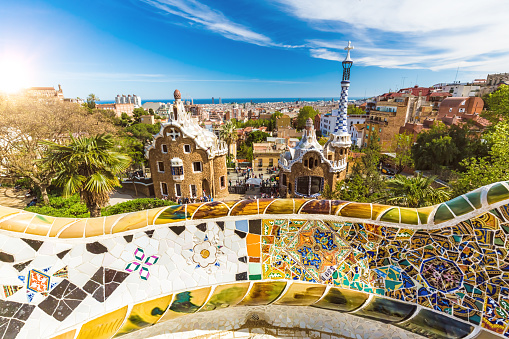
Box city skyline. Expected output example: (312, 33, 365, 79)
(1, 0, 507, 99)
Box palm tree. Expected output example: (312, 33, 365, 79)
(41, 134, 131, 217)
(381, 173, 451, 208)
(219, 120, 238, 162)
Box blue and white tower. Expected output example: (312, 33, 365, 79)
(331, 41, 353, 148)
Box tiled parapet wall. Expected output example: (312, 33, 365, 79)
(0, 182, 508, 338)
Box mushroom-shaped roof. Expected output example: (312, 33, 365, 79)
(174, 89, 181, 100)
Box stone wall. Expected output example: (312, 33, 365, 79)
(148, 125, 227, 199)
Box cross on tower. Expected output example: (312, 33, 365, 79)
(166, 128, 181, 141)
(344, 41, 354, 60)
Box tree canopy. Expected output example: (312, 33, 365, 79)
(483, 84, 509, 122)
(380, 173, 451, 208)
(411, 122, 486, 172)
(452, 121, 509, 195)
(296, 106, 319, 130)
(0, 97, 117, 204)
(40, 134, 131, 217)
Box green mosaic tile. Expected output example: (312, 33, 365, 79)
(487, 183, 509, 205)
(446, 196, 474, 216)
(400, 208, 419, 225)
(380, 208, 400, 223)
(434, 204, 454, 224)
(465, 191, 482, 209)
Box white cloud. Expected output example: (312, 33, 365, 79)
(276, 0, 509, 72)
(140, 0, 279, 47)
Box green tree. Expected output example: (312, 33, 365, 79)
(347, 105, 365, 115)
(296, 106, 319, 130)
(245, 130, 269, 147)
(219, 120, 238, 160)
(132, 108, 146, 123)
(40, 134, 131, 217)
(326, 131, 386, 202)
(392, 133, 413, 173)
(380, 173, 451, 207)
(484, 84, 509, 122)
(86, 93, 99, 109)
(412, 123, 458, 171)
(268, 111, 283, 131)
(0, 98, 117, 204)
(452, 121, 509, 195)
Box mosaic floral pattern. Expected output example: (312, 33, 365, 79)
(0, 182, 507, 338)
(125, 248, 160, 280)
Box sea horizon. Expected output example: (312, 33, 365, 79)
(98, 96, 366, 105)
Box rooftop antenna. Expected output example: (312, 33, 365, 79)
(401, 76, 407, 89)
(454, 66, 460, 83)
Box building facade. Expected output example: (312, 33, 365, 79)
(146, 89, 229, 200)
(437, 97, 484, 118)
(96, 103, 135, 117)
(115, 94, 142, 107)
(279, 118, 348, 198)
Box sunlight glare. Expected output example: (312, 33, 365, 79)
(0, 56, 33, 94)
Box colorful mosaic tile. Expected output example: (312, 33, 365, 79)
(0, 182, 506, 338)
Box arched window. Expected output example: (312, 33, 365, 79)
(296, 176, 323, 197)
(309, 158, 314, 169)
(314, 159, 318, 167)
(304, 159, 308, 167)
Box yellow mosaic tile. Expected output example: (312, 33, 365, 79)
(76, 306, 128, 339)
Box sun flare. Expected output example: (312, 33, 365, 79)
(0, 56, 33, 94)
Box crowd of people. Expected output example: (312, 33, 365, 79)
(162, 193, 212, 204)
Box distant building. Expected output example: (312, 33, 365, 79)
(279, 118, 348, 198)
(115, 94, 142, 107)
(320, 110, 369, 138)
(437, 97, 484, 118)
(146, 89, 228, 200)
(96, 103, 135, 117)
(24, 85, 64, 100)
(363, 95, 433, 151)
(253, 142, 284, 169)
(443, 83, 480, 97)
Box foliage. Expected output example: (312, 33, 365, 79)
(451, 121, 509, 195)
(232, 118, 269, 129)
(26, 194, 90, 218)
(245, 130, 270, 148)
(483, 84, 509, 122)
(86, 93, 99, 110)
(324, 132, 386, 202)
(268, 111, 284, 131)
(125, 122, 161, 145)
(380, 174, 451, 208)
(411, 122, 487, 172)
(237, 143, 253, 161)
(0, 97, 117, 204)
(296, 106, 319, 130)
(102, 198, 176, 216)
(40, 134, 131, 217)
(132, 108, 146, 123)
(219, 120, 237, 160)
(392, 133, 414, 173)
(26, 195, 177, 218)
(318, 137, 328, 146)
(347, 105, 365, 115)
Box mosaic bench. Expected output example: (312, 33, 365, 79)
(0, 181, 508, 338)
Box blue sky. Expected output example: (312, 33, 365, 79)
(1, 0, 507, 100)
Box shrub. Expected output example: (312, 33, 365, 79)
(26, 194, 89, 218)
(25, 195, 176, 218)
(101, 198, 176, 216)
